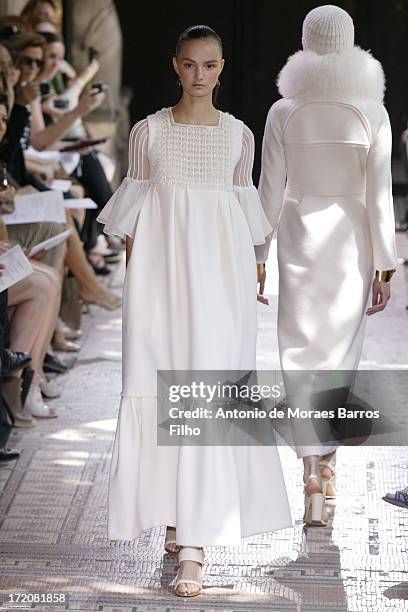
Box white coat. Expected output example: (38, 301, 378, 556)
(257, 47, 398, 456)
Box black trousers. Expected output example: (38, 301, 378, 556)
(73, 152, 113, 252)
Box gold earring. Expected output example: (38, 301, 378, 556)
(216, 79, 221, 88)
(177, 79, 181, 87)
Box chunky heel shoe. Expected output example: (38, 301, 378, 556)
(303, 456, 328, 527)
(174, 547, 204, 597)
(304, 489, 327, 526)
(320, 458, 336, 499)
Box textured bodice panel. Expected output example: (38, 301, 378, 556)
(147, 109, 242, 190)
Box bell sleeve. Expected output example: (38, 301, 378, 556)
(366, 106, 398, 271)
(255, 103, 287, 263)
(97, 119, 150, 239)
(233, 124, 272, 248)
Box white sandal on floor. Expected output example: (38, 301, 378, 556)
(164, 526, 181, 555)
(174, 546, 204, 598)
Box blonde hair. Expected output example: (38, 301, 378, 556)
(21, 0, 62, 33)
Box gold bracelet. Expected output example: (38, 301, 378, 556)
(257, 263, 266, 276)
(376, 269, 395, 282)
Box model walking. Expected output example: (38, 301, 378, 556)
(98, 25, 291, 597)
(257, 6, 397, 525)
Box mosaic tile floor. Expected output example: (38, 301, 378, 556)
(0, 236, 408, 611)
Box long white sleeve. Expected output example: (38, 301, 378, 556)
(127, 119, 150, 179)
(97, 119, 151, 238)
(366, 107, 398, 270)
(233, 125, 272, 248)
(255, 104, 287, 263)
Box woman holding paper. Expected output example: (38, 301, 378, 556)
(0, 92, 61, 422)
(1, 35, 120, 311)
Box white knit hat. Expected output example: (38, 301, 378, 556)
(302, 5, 354, 55)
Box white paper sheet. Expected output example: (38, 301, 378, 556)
(60, 152, 80, 175)
(24, 146, 62, 162)
(64, 198, 98, 210)
(23, 147, 79, 175)
(28, 229, 71, 257)
(51, 179, 72, 192)
(0, 245, 33, 292)
(3, 191, 67, 225)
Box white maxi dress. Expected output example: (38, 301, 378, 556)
(256, 48, 398, 457)
(97, 108, 292, 545)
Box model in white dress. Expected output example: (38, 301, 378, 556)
(97, 106, 292, 547)
(256, 6, 398, 523)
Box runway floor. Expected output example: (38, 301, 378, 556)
(1, 236, 408, 611)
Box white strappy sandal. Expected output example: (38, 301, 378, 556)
(174, 546, 204, 597)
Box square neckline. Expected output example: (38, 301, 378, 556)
(168, 107, 222, 128)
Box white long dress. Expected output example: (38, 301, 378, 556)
(256, 47, 398, 457)
(97, 107, 292, 545)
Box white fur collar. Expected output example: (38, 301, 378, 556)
(277, 46, 385, 103)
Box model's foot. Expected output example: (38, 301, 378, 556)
(319, 451, 337, 498)
(164, 526, 180, 554)
(304, 475, 323, 497)
(303, 456, 327, 526)
(175, 547, 204, 597)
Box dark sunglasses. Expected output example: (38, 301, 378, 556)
(20, 56, 44, 69)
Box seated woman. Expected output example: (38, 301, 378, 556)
(0, 95, 61, 422)
(4, 34, 120, 311)
(30, 31, 118, 260)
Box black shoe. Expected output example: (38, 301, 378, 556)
(0, 448, 20, 462)
(93, 264, 111, 276)
(2, 350, 32, 375)
(43, 352, 70, 373)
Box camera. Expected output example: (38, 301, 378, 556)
(88, 46, 99, 62)
(54, 99, 69, 109)
(39, 82, 50, 97)
(91, 80, 108, 95)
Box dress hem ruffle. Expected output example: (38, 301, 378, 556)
(107, 519, 294, 547)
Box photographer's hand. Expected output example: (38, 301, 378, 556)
(41, 96, 69, 117)
(77, 90, 105, 117)
(15, 80, 40, 106)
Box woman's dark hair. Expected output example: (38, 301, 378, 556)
(7, 32, 45, 53)
(175, 25, 223, 104)
(0, 92, 9, 112)
(0, 15, 28, 36)
(175, 25, 223, 58)
(40, 31, 62, 45)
